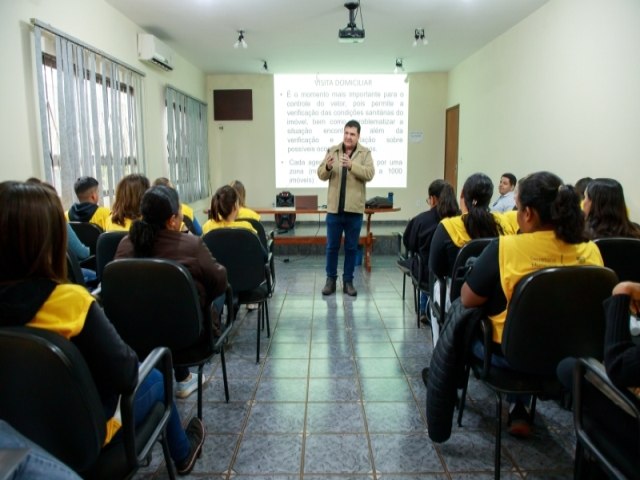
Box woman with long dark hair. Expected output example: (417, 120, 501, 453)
(0, 181, 205, 475)
(202, 185, 257, 235)
(461, 171, 604, 438)
(115, 185, 228, 398)
(583, 178, 640, 239)
(400, 179, 459, 322)
(429, 173, 513, 281)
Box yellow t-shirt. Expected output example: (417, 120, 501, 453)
(202, 218, 257, 235)
(104, 217, 133, 232)
(489, 230, 604, 343)
(237, 206, 261, 222)
(28, 284, 122, 443)
(65, 206, 111, 231)
(441, 212, 517, 247)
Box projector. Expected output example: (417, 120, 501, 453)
(338, 27, 365, 43)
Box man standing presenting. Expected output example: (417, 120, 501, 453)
(317, 120, 375, 296)
(490, 173, 517, 213)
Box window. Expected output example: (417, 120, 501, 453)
(33, 22, 145, 208)
(165, 86, 210, 203)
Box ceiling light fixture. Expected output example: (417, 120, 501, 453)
(413, 28, 427, 47)
(234, 30, 247, 49)
(394, 58, 404, 74)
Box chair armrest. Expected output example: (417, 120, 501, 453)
(575, 358, 640, 421)
(119, 346, 173, 470)
(267, 229, 275, 253)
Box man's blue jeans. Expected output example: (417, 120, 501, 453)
(325, 212, 363, 283)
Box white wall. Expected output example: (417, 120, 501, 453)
(207, 73, 449, 220)
(448, 0, 640, 219)
(0, 0, 206, 203)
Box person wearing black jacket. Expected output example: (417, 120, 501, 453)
(0, 181, 204, 476)
(399, 179, 458, 322)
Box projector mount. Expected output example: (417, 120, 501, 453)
(338, 1, 365, 42)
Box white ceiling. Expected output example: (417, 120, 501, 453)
(106, 0, 549, 74)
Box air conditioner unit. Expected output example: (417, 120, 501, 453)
(137, 33, 174, 71)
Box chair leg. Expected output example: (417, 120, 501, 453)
(457, 364, 471, 427)
(197, 365, 204, 419)
(265, 301, 271, 338)
(529, 395, 537, 423)
(402, 274, 406, 300)
(161, 432, 176, 480)
(220, 345, 229, 403)
(494, 392, 503, 480)
(256, 304, 261, 363)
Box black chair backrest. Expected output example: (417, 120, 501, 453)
(594, 237, 640, 282)
(202, 229, 266, 293)
(96, 231, 128, 280)
(0, 326, 105, 472)
(502, 266, 618, 375)
(449, 237, 494, 301)
(69, 221, 104, 255)
(101, 258, 203, 357)
(238, 217, 268, 250)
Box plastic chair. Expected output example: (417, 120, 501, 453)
(69, 221, 104, 255)
(95, 231, 128, 281)
(594, 237, 640, 282)
(573, 358, 640, 480)
(203, 228, 272, 363)
(101, 258, 234, 414)
(0, 326, 176, 479)
(238, 217, 276, 292)
(462, 266, 618, 480)
(393, 231, 415, 303)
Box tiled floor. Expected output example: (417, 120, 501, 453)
(136, 254, 576, 479)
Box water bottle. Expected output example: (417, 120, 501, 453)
(387, 192, 394, 204)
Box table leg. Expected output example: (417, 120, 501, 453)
(364, 213, 373, 272)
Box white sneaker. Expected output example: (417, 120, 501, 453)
(246, 303, 259, 311)
(176, 373, 198, 399)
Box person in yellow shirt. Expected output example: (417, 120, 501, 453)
(66, 176, 111, 230)
(0, 180, 205, 475)
(229, 179, 261, 222)
(461, 171, 604, 438)
(202, 185, 257, 235)
(104, 174, 149, 231)
(153, 177, 203, 235)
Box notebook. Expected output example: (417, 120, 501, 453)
(295, 195, 318, 210)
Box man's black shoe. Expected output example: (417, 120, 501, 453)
(343, 282, 357, 296)
(322, 277, 336, 295)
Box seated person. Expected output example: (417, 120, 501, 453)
(115, 185, 228, 398)
(583, 178, 640, 239)
(104, 174, 150, 231)
(0, 181, 205, 475)
(400, 179, 459, 323)
(0, 419, 81, 480)
(558, 280, 640, 479)
(490, 172, 517, 212)
(574, 176, 593, 206)
(66, 176, 111, 230)
(461, 171, 604, 438)
(230, 179, 261, 221)
(153, 177, 202, 235)
(429, 172, 514, 284)
(202, 185, 258, 235)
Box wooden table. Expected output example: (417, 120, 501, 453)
(255, 207, 401, 272)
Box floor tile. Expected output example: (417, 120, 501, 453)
(304, 434, 372, 474)
(306, 402, 366, 433)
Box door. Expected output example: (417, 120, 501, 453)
(444, 105, 459, 192)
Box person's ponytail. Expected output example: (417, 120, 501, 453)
(551, 184, 587, 244)
(129, 219, 160, 257)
